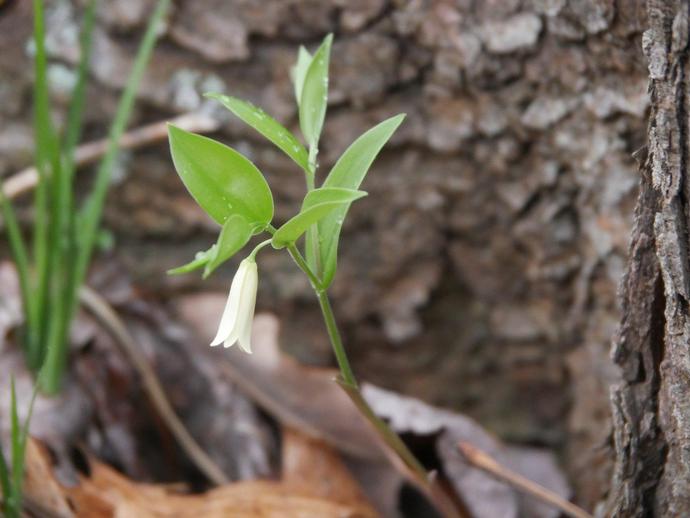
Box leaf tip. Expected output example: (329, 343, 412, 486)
(204, 92, 226, 102)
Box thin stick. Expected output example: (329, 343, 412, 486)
(2, 112, 219, 201)
(79, 286, 229, 486)
(457, 442, 593, 518)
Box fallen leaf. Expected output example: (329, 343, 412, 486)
(282, 426, 379, 516)
(23, 437, 378, 518)
(364, 384, 571, 518)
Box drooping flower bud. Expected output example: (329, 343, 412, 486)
(210, 257, 258, 353)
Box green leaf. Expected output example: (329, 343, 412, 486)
(168, 249, 214, 275)
(299, 34, 333, 149)
(207, 93, 309, 172)
(168, 215, 254, 277)
(203, 214, 254, 278)
(272, 187, 366, 249)
(168, 125, 273, 227)
(291, 46, 312, 107)
(317, 114, 405, 287)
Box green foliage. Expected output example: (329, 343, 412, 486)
(168, 125, 274, 227)
(204, 215, 255, 277)
(206, 94, 309, 171)
(0, 379, 37, 518)
(168, 33, 402, 289)
(166, 35, 426, 498)
(168, 214, 254, 278)
(0, 0, 170, 394)
(272, 188, 367, 249)
(316, 114, 405, 287)
(291, 46, 312, 107)
(298, 34, 332, 151)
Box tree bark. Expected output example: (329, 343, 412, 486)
(608, 1, 690, 515)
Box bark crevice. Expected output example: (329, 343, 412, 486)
(608, 1, 690, 515)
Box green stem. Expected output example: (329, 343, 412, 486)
(286, 243, 321, 291)
(288, 244, 430, 489)
(284, 242, 356, 387)
(248, 239, 272, 260)
(314, 290, 358, 389)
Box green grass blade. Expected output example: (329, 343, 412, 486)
(43, 0, 99, 382)
(0, 189, 39, 367)
(76, 0, 171, 276)
(0, 443, 11, 517)
(14, 381, 38, 507)
(0, 191, 34, 323)
(31, 0, 62, 360)
(63, 0, 97, 170)
(40, 0, 172, 394)
(9, 380, 20, 498)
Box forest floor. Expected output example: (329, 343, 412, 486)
(0, 259, 579, 518)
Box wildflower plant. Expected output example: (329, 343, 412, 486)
(0, 0, 170, 393)
(168, 34, 446, 504)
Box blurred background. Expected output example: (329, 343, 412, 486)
(0, 0, 649, 512)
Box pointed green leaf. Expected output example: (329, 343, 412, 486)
(272, 188, 367, 249)
(168, 215, 254, 277)
(168, 125, 273, 227)
(291, 46, 312, 107)
(207, 93, 309, 172)
(204, 214, 254, 278)
(317, 114, 405, 287)
(299, 34, 332, 149)
(168, 250, 212, 275)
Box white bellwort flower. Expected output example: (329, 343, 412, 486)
(210, 257, 258, 353)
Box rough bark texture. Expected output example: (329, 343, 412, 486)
(608, 1, 690, 515)
(0, 0, 653, 507)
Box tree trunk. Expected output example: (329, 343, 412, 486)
(608, 1, 690, 515)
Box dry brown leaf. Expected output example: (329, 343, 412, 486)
(23, 436, 377, 518)
(282, 427, 379, 517)
(23, 439, 75, 518)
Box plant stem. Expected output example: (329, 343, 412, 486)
(314, 290, 358, 388)
(249, 239, 273, 260)
(286, 243, 321, 290)
(280, 244, 434, 495)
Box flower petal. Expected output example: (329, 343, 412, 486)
(210, 260, 248, 346)
(237, 262, 258, 354)
(223, 327, 240, 348)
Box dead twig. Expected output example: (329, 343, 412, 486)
(79, 286, 229, 486)
(457, 442, 593, 518)
(2, 111, 219, 200)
